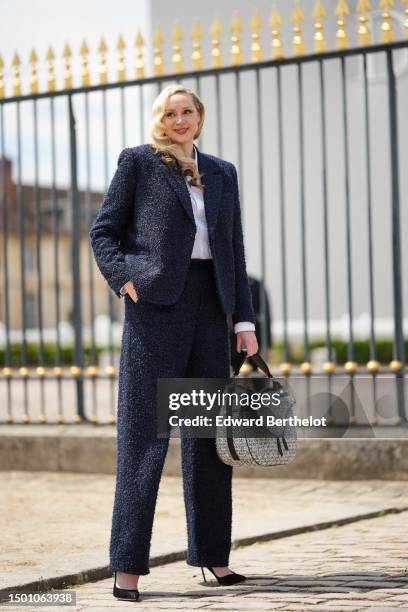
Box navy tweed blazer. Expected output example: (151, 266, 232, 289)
(89, 144, 255, 325)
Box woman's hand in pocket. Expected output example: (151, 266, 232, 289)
(124, 280, 139, 303)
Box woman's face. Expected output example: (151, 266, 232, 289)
(162, 93, 200, 148)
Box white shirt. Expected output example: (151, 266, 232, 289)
(121, 146, 255, 334)
(186, 146, 255, 334)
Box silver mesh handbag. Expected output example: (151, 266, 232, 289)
(216, 352, 297, 467)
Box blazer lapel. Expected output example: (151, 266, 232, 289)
(150, 144, 222, 232)
(156, 158, 196, 226)
(196, 147, 222, 234)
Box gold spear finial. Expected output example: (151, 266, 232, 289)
(335, 0, 350, 49)
(29, 48, 39, 94)
(116, 34, 127, 81)
(380, 0, 394, 43)
(269, 5, 284, 59)
(250, 8, 264, 62)
(98, 37, 109, 84)
(356, 0, 372, 45)
(46, 45, 56, 91)
(134, 31, 145, 79)
(62, 42, 73, 89)
(153, 25, 165, 75)
(402, 0, 408, 38)
(210, 16, 223, 68)
(313, 0, 327, 53)
(0, 54, 5, 98)
(291, 1, 306, 56)
(230, 11, 243, 64)
(12, 51, 22, 96)
(172, 22, 184, 73)
(79, 39, 90, 86)
(191, 20, 204, 70)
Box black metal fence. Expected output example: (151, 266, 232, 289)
(0, 40, 407, 425)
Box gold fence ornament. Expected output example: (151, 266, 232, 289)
(135, 30, 145, 79)
(335, 0, 350, 49)
(12, 51, 22, 96)
(250, 8, 264, 62)
(191, 20, 204, 70)
(98, 37, 109, 84)
(153, 25, 165, 75)
(231, 11, 243, 65)
(357, 0, 373, 46)
(172, 22, 184, 73)
(116, 34, 127, 82)
(79, 39, 91, 86)
(63, 42, 73, 89)
(269, 5, 284, 59)
(210, 16, 223, 68)
(46, 45, 56, 91)
(29, 49, 39, 94)
(0, 54, 4, 98)
(380, 0, 394, 43)
(313, 0, 327, 53)
(402, 0, 408, 38)
(291, 1, 306, 56)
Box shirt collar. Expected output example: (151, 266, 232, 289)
(193, 144, 199, 169)
(184, 145, 198, 183)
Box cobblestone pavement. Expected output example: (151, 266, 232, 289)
(2, 472, 408, 591)
(3, 510, 408, 610)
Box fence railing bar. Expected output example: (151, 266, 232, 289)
(32, 100, 45, 364)
(49, 96, 64, 420)
(215, 72, 222, 157)
(318, 59, 333, 364)
(32, 97, 47, 418)
(0, 102, 13, 420)
(340, 57, 354, 363)
(234, 71, 243, 201)
(254, 68, 268, 356)
(68, 95, 85, 421)
(101, 89, 116, 419)
(1, 105, 11, 366)
(297, 63, 310, 365)
(276, 65, 289, 363)
(83, 91, 98, 421)
(386, 48, 406, 421)
(16, 101, 30, 418)
(362, 54, 377, 363)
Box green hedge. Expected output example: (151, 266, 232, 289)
(1, 338, 406, 367)
(0, 342, 120, 367)
(270, 338, 407, 365)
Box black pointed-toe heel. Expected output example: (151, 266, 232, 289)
(201, 566, 247, 586)
(113, 571, 140, 601)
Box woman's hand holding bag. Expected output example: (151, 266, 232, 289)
(236, 330, 258, 356)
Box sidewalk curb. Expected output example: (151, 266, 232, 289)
(2, 428, 408, 480)
(1, 506, 407, 603)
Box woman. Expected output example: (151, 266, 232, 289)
(89, 84, 258, 602)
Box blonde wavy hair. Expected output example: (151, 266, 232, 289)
(149, 84, 205, 190)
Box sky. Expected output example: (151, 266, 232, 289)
(1, 0, 151, 84)
(1, 0, 152, 189)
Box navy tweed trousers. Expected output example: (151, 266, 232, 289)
(109, 259, 233, 575)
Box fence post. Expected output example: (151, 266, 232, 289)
(68, 95, 85, 421)
(386, 49, 406, 422)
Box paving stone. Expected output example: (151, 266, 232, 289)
(347, 581, 406, 589)
(4, 477, 408, 610)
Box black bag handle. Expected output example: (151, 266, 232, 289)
(233, 350, 274, 378)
